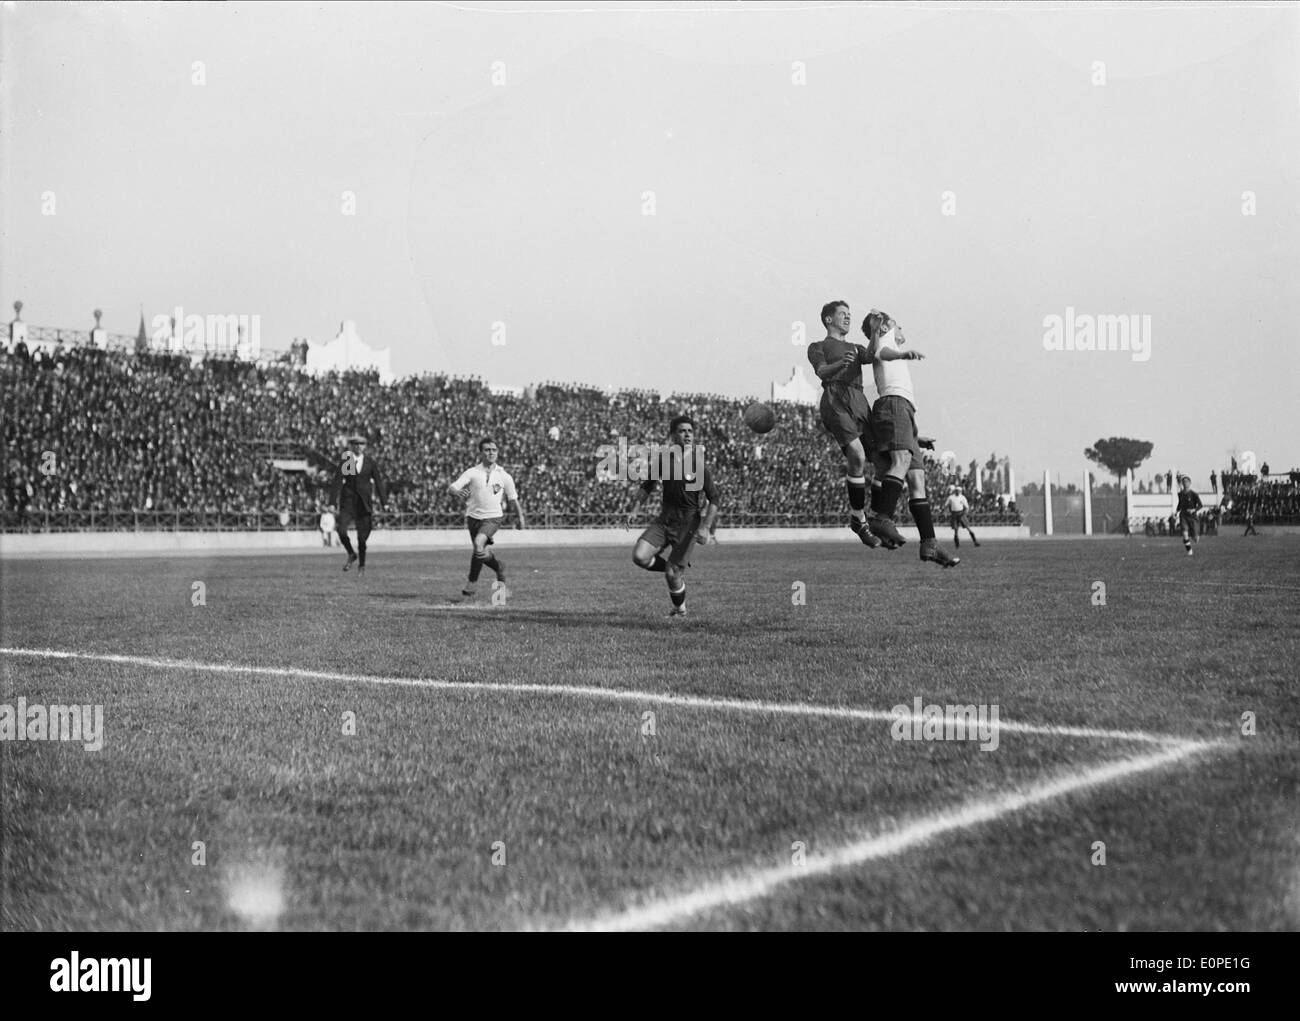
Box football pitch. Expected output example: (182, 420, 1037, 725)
(2, 535, 1297, 932)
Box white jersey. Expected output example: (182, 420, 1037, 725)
(452, 463, 518, 519)
(871, 327, 916, 406)
(945, 493, 969, 514)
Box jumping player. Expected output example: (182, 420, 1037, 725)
(862, 311, 959, 568)
(944, 486, 980, 548)
(1174, 475, 1202, 555)
(806, 300, 885, 548)
(627, 414, 719, 617)
(448, 438, 526, 597)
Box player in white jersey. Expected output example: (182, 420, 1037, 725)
(448, 438, 527, 597)
(943, 486, 980, 548)
(861, 311, 959, 568)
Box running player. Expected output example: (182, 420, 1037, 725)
(1174, 475, 1202, 555)
(806, 300, 886, 548)
(627, 414, 719, 617)
(944, 486, 980, 548)
(448, 438, 527, 597)
(861, 311, 959, 568)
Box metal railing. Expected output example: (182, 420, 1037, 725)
(8, 325, 288, 363)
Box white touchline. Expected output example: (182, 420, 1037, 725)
(0, 646, 1198, 745)
(560, 739, 1229, 932)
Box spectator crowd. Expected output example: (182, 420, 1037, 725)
(3, 343, 1023, 530)
(1218, 471, 1300, 525)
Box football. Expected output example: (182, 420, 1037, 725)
(743, 402, 777, 434)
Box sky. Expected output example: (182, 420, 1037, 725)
(3, 1, 1297, 486)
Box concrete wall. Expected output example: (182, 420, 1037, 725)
(0, 525, 1032, 559)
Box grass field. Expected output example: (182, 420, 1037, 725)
(2, 534, 1298, 931)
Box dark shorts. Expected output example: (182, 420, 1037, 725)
(1178, 512, 1198, 538)
(949, 512, 968, 528)
(468, 516, 503, 545)
(871, 395, 924, 467)
(819, 385, 876, 452)
(639, 516, 697, 568)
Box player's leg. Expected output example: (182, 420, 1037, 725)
(866, 447, 912, 546)
(963, 515, 980, 546)
(897, 411, 957, 568)
(821, 393, 879, 547)
(464, 518, 488, 594)
(864, 398, 910, 546)
(355, 512, 372, 573)
(950, 512, 960, 547)
(664, 530, 694, 616)
(842, 438, 881, 548)
(337, 509, 357, 568)
(633, 521, 672, 572)
(477, 518, 505, 582)
(909, 468, 956, 567)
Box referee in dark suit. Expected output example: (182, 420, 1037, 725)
(332, 431, 388, 575)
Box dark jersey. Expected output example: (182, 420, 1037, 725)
(641, 459, 718, 529)
(1176, 490, 1203, 515)
(807, 337, 873, 391)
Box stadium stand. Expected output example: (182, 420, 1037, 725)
(3, 342, 1022, 532)
(1218, 470, 1300, 525)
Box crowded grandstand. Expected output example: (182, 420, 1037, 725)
(2, 336, 1024, 533)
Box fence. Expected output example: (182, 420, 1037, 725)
(10, 324, 288, 363)
(1018, 469, 1300, 535)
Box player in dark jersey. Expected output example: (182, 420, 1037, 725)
(628, 414, 719, 617)
(1174, 475, 1203, 555)
(806, 300, 888, 548)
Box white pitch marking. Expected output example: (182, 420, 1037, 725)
(561, 738, 1229, 932)
(0, 646, 1197, 746)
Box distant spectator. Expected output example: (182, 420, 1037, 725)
(320, 508, 335, 546)
(1210, 469, 1217, 493)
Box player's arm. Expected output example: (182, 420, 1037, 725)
(694, 472, 721, 543)
(873, 344, 924, 362)
(807, 342, 856, 381)
(506, 497, 526, 529)
(504, 478, 525, 529)
(625, 480, 656, 527)
(868, 322, 924, 362)
(448, 469, 472, 500)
